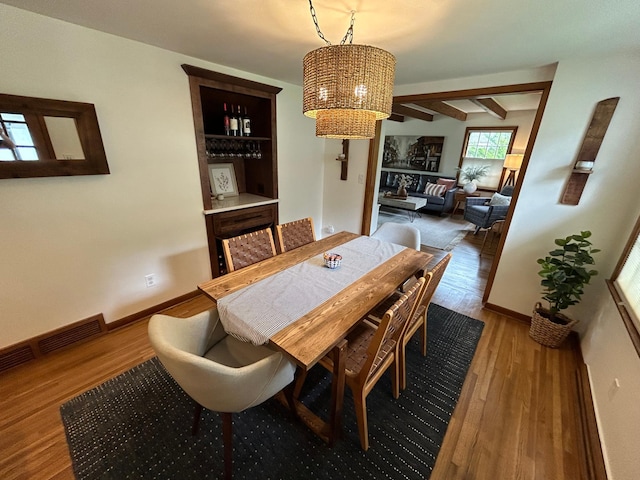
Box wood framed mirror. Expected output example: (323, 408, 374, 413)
(0, 93, 109, 179)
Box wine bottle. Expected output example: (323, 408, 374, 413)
(242, 106, 251, 136)
(223, 103, 230, 136)
(237, 104, 244, 137)
(229, 104, 239, 136)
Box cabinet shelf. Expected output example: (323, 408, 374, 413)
(205, 134, 271, 142)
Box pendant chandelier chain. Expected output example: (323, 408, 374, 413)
(308, 0, 355, 46)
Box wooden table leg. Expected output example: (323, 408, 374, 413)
(328, 339, 347, 446)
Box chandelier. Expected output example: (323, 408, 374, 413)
(302, 2, 396, 139)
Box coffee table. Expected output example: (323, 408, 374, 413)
(378, 194, 427, 222)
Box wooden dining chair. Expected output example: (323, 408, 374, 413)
(222, 227, 277, 272)
(368, 252, 452, 391)
(318, 276, 426, 451)
(275, 217, 316, 253)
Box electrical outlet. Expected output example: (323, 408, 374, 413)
(145, 274, 157, 288)
(325, 225, 335, 234)
(358, 174, 364, 184)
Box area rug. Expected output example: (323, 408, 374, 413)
(60, 304, 484, 480)
(378, 210, 474, 251)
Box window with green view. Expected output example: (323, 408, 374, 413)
(465, 130, 513, 160)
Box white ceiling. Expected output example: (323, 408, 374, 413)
(2, 0, 640, 89)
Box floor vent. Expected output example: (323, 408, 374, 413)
(38, 315, 106, 355)
(0, 344, 36, 374)
(0, 314, 107, 373)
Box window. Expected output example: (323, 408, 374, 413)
(0, 113, 39, 161)
(458, 127, 517, 190)
(609, 215, 640, 357)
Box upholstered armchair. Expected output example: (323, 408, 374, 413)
(148, 309, 296, 479)
(464, 185, 514, 234)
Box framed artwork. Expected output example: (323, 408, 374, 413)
(208, 163, 238, 196)
(382, 135, 445, 172)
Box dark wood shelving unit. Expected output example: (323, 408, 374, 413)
(182, 64, 281, 277)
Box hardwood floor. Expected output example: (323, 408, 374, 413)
(0, 231, 588, 479)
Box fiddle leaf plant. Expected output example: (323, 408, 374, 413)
(537, 231, 600, 323)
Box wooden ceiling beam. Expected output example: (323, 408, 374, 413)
(391, 104, 434, 122)
(413, 100, 467, 121)
(470, 97, 507, 119)
(388, 113, 405, 122)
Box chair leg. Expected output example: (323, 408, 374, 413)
(221, 412, 233, 480)
(391, 351, 400, 399)
(400, 342, 408, 391)
(192, 403, 203, 435)
(420, 317, 428, 357)
(353, 390, 369, 451)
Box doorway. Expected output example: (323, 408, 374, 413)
(361, 81, 553, 302)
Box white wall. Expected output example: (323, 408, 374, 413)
(489, 52, 640, 480)
(0, 4, 322, 346)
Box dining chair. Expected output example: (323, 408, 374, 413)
(275, 217, 316, 253)
(222, 227, 277, 272)
(148, 308, 296, 480)
(367, 252, 452, 390)
(318, 276, 426, 451)
(371, 221, 421, 250)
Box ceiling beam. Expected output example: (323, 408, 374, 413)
(391, 104, 434, 122)
(388, 113, 405, 122)
(413, 100, 467, 121)
(470, 98, 507, 119)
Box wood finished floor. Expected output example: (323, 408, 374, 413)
(0, 230, 587, 479)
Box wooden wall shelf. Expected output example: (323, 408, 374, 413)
(560, 97, 619, 205)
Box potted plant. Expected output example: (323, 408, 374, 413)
(530, 231, 600, 347)
(457, 165, 490, 193)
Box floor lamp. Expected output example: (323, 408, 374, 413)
(502, 154, 524, 188)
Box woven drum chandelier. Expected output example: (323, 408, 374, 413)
(303, 2, 395, 139)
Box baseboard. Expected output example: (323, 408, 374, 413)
(483, 302, 531, 324)
(575, 350, 609, 480)
(106, 290, 201, 331)
(0, 290, 200, 374)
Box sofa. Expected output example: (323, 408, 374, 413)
(379, 170, 458, 215)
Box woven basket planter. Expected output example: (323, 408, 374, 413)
(529, 302, 578, 348)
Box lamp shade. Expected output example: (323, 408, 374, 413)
(503, 153, 524, 170)
(303, 44, 395, 139)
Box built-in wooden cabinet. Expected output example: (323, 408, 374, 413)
(182, 65, 281, 277)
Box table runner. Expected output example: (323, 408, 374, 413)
(217, 236, 405, 345)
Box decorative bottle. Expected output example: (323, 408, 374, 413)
(223, 103, 230, 136)
(243, 107, 251, 136)
(229, 105, 239, 136)
(237, 104, 244, 137)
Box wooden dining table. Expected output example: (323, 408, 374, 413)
(198, 231, 433, 445)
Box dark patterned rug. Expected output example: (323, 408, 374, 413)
(60, 304, 484, 479)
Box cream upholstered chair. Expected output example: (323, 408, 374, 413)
(368, 252, 452, 390)
(148, 309, 296, 479)
(371, 222, 421, 250)
(222, 227, 277, 272)
(318, 277, 426, 451)
(275, 217, 316, 253)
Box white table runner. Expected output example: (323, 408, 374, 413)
(217, 236, 406, 345)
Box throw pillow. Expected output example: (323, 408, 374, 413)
(489, 192, 512, 206)
(436, 178, 456, 191)
(424, 183, 447, 197)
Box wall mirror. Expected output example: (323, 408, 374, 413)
(0, 93, 109, 179)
